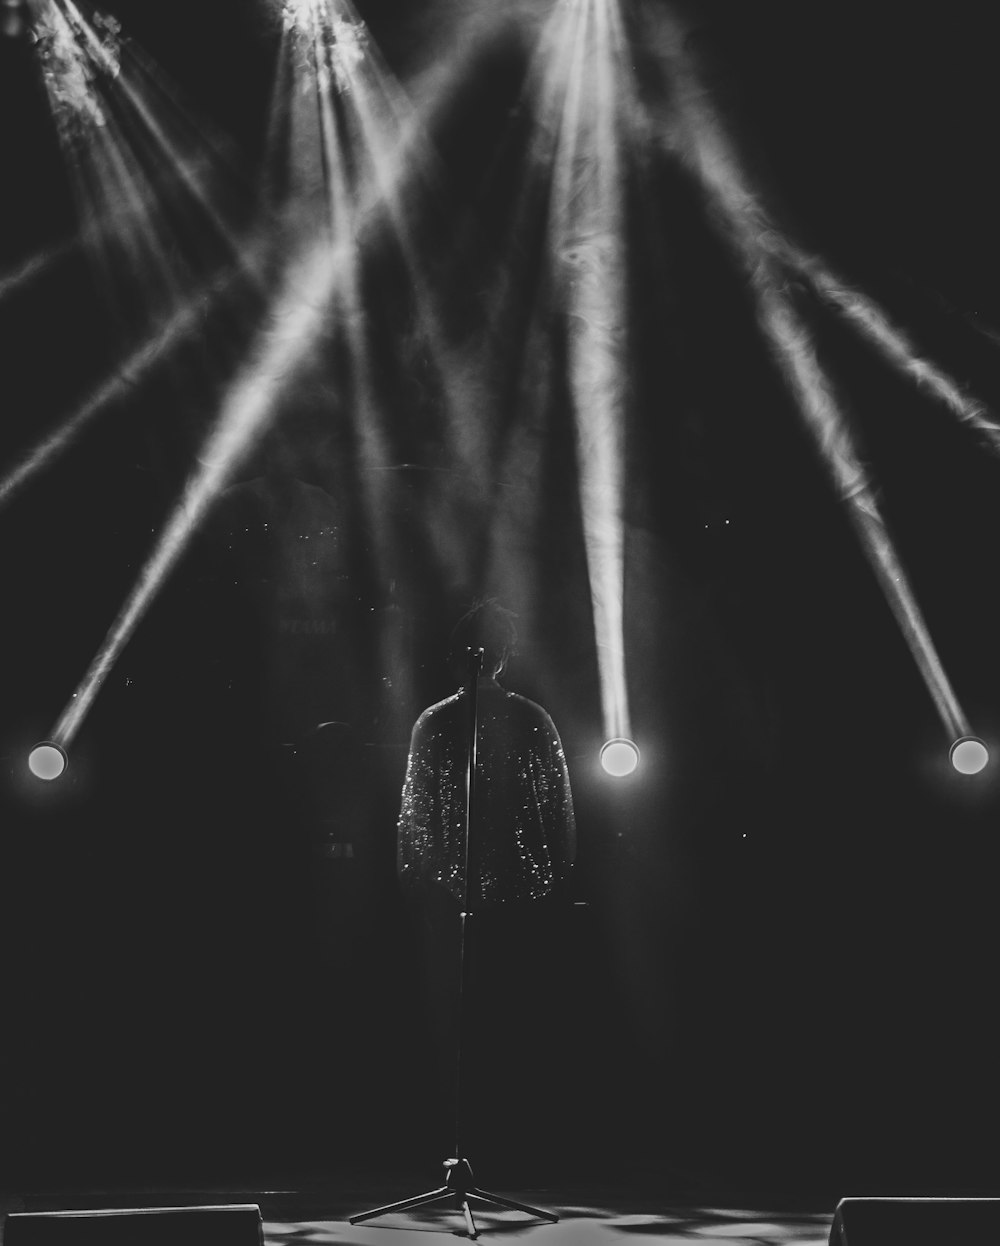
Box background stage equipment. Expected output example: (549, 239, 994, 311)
(830, 1197, 1000, 1244)
(3, 1204, 263, 1246)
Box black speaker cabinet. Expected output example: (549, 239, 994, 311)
(831, 1197, 1000, 1244)
(3, 1204, 263, 1246)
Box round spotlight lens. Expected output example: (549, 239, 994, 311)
(950, 736, 989, 776)
(28, 742, 67, 781)
(600, 737, 639, 777)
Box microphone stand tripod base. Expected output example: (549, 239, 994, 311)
(349, 1156, 559, 1239)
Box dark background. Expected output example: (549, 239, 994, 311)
(3, 0, 1000, 1202)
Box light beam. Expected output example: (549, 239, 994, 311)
(769, 237, 1000, 457)
(32, 0, 251, 333)
(0, 242, 75, 304)
(51, 2, 452, 748)
(52, 240, 338, 748)
(650, 8, 972, 744)
(541, 0, 634, 744)
(0, 246, 263, 512)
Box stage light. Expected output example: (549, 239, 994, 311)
(950, 736, 989, 776)
(28, 742, 68, 781)
(601, 737, 639, 777)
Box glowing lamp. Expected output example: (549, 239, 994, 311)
(600, 737, 639, 777)
(28, 742, 68, 781)
(949, 735, 989, 776)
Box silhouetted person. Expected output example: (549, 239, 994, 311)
(395, 601, 577, 1172)
(397, 601, 575, 907)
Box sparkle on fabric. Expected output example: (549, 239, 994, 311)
(397, 684, 576, 907)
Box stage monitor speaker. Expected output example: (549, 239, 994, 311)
(831, 1196, 1000, 1244)
(3, 1204, 263, 1246)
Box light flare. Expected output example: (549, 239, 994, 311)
(32, 0, 251, 330)
(31, 0, 120, 134)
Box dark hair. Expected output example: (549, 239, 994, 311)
(448, 599, 518, 677)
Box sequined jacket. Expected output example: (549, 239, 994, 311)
(397, 681, 576, 907)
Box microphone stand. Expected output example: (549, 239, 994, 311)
(350, 648, 559, 1239)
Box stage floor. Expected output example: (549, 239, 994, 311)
(264, 1197, 834, 1244)
(2, 1181, 835, 1245)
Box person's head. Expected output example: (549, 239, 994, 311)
(448, 599, 518, 681)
